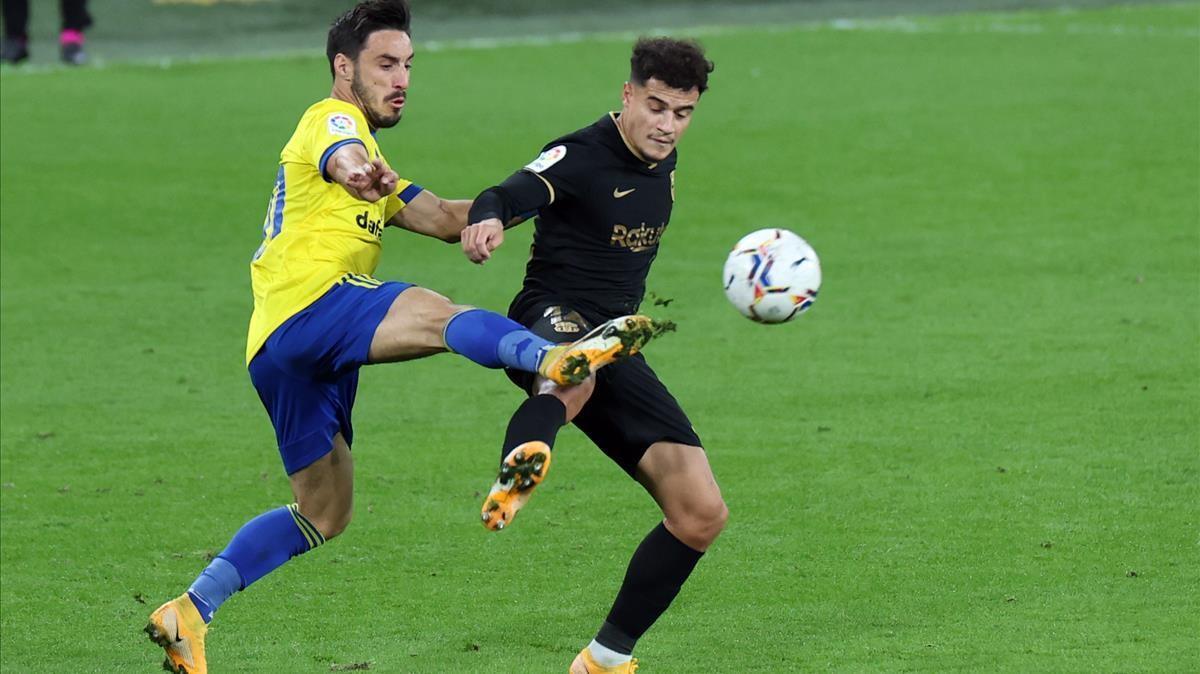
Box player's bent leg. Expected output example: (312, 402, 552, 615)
(497, 373, 598, 470)
(384, 285, 670, 384)
(481, 375, 596, 531)
(575, 443, 727, 671)
(445, 308, 668, 386)
(368, 287, 619, 385)
(146, 437, 353, 673)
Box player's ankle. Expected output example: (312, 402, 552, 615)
(588, 639, 633, 666)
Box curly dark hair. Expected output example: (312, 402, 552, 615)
(630, 37, 715, 95)
(326, 0, 412, 78)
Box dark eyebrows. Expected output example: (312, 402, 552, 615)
(377, 52, 412, 64)
(647, 94, 694, 113)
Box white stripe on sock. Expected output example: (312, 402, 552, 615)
(588, 640, 633, 667)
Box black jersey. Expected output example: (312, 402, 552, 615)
(510, 113, 676, 322)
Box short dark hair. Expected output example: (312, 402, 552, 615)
(630, 37, 714, 95)
(326, 0, 412, 78)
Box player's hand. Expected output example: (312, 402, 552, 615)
(377, 160, 398, 198)
(460, 219, 505, 264)
(343, 158, 398, 202)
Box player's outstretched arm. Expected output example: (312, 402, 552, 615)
(388, 190, 471, 242)
(461, 170, 553, 264)
(326, 144, 397, 203)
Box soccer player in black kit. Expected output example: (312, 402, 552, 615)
(461, 38, 725, 673)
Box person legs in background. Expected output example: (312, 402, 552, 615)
(1, 0, 30, 63)
(59, 0, 92, 65)
(0, 0, 91, 65)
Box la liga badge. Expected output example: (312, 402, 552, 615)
(524, 145, 567, 173)
(328, 113, 358, 137)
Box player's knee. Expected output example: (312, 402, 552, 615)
(695, 497, 729, 544)
(416, 296, 465, 344)
(435, 302, 473, 329)
(673, 496, 728, 548)
(375, 288, 462, 356)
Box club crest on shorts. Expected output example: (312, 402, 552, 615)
(524, 145, 567, 173)
(327, 113, 358, 137)
(543, 306, 585, 334)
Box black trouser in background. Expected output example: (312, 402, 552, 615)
(2, 0, 92, 39)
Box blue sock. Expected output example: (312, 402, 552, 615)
(187, 504, 324, 623)
(444, 309, 552, 372)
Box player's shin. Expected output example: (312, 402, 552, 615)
(499, 394, 566, 465)
(443, 308, 552, 372)
(594, 523, 704, 660)
(186, 503, 325, 622)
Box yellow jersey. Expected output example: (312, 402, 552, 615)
(247, 98, 422, 364)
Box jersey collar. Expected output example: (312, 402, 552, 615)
(608, 112, 659, 170)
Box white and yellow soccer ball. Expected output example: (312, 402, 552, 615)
(722, 228, 822, 324)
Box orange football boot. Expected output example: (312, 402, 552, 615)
(145, 593, 208, 674)
(481, 441, 553, 531)
(570, 647, 639, 673)
(538, 315, 671, 386)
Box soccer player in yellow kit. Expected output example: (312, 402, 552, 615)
(143, 3, 662, 672)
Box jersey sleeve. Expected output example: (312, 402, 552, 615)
(303, 109, 370, 182)
(384, 180, 424, 221)
(520, 141, 590, 204)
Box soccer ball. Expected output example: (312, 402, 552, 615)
(722, 229, 822, 324)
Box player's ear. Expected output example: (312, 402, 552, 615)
(621, 82, 633, 108)
(334, 53, 353, 82)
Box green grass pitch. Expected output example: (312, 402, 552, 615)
(1, 3, 1197, 672)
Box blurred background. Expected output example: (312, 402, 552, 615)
(3, 0, 1184, 66)
(1, 0, 1197, 671)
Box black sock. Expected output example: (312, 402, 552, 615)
(596, 523, 704, 654)
(60, 0, 94, 32)
(500, 394, 566, 465)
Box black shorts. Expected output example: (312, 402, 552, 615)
(506, 300, 703, 476)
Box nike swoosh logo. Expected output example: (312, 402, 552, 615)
(613, 187, 636, 198)
(168, 611, 183, 643)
